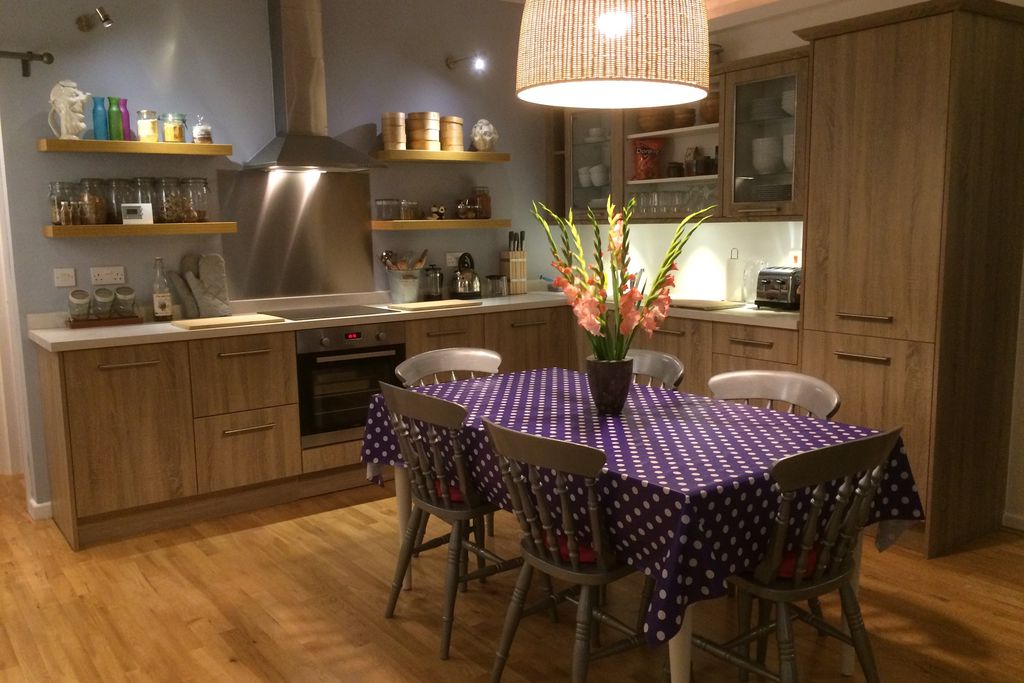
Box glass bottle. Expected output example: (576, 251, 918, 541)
(119, 98, 131, 141)
(152, 257, 173, 322)
(107, 96, 123, 140)
(181, 178, 208, 222)
(79, 178, 108, 225)
(472, 186, 491, 219)
(92, 97, 108, 140)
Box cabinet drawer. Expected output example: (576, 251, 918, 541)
(713, 324, 798, 364)
(64, 342, 197, 516)
(302, 440, 363, 474)
(800, 330, 934, 508)
(194, 405, 301, 494)
(189, 332, 297, 417)
(484, 308, 572, 372)
(405, 315, 485, 357)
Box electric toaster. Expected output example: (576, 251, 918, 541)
(754, 266, 801, 310)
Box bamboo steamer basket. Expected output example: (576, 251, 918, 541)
(409, 140, 441, 151)
(407, 128, 440, 142)
(440, 115, 464, 151)
(381, 112, 406, 150)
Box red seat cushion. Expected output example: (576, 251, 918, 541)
(557, 535, 597, 564)
(433, 479, 463, 503)
(776, 544, 821, 579)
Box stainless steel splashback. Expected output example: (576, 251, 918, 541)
(218, 170, 375, 298)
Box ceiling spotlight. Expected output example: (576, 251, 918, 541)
(446, 53, 486, 73)
(76, 6, 113, 32)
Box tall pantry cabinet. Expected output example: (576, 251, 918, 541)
(797, 1, 1024, 556)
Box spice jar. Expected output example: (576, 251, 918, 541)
(471, 186, 491, 219)
(136, 109, 159, 143)
(79, 178, 108, 225)
(180, 178, 208, 222)
(160, 113, 187, 143)
(155, 178, 183, 222)
(48, 182, 78, 225)
(191, 114, 213, 144)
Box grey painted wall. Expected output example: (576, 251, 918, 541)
(0, 0, 547, 505)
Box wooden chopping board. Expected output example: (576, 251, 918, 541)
(387, 299, 484, 312)
(670, 299, 746, 311)
(171, 314, 285, 329)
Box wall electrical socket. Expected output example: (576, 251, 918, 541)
(90, 265, 126, 286)
(53, 267, 76, 288)
(445, 252, 461, 268)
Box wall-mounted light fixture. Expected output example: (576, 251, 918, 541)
(446, 53, 487, 73)
(76, 7, 114, 32)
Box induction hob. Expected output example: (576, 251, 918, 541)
(258, 304, 398, 321)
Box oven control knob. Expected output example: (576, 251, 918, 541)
(320, 336, 331, 347)
(376, 331, 387, 342)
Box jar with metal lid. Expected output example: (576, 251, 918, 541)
(375, 198, 401, 220)
(79, 178, 108, 225)
(160, 113, 186, 143)
(136, 109, 159, 143)
(191, 114, 213, 144)
(472, 186, 491, 219)
(399, 199, 420, 220)
(105, 179, 135, 224)
(134, 177, 156, 207)
(48, 181, 78, 225)
(180, 178, 208, 222)
(154, 178, 183, 222)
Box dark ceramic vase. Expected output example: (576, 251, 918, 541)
(586, 356, 634, 416)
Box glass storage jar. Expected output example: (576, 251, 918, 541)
(79, 178, 108, 225)
(136, 109, 159, 143)
(48, 182, 78, 225)
(471, 186, 491, 219)
(134, 177, 156, 207)
(399, 199, 419, 220)
(155, 178, 183, 222)
(160, 113, 187, 143)
(375, 198, 401, 220)
(180, 177, 209, 222)
(104, 179, 135, 224)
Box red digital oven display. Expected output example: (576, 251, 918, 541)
(344, 332, 361, 340)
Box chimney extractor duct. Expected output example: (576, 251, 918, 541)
(246, 0, 380, 172)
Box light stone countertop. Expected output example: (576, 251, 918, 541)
(28, 293, 799, 353)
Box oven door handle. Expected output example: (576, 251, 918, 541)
(315, 349, 398, 364)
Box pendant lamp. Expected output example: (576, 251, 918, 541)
(516, 0, 709, 109)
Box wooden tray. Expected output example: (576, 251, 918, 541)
(387, 299, 484, 312)
(171, 314, 285, 329)
(66, 315, 144, 329)
(670, 299, 746, 311)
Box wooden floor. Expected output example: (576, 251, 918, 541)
(1, 474, 1022, 682)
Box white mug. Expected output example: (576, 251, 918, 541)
(578, 167, 593, 188)
(589, 164, 608, 186)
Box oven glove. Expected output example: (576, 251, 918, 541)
(168, 270, 200, 319)
(184, 253, 232, 318)
(180, 252, 201, 280)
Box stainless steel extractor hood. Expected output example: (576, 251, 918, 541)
(246, 0, 379, 172)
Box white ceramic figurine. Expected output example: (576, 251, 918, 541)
(48, 80, 90, 140)
(470, 119, 499, 152)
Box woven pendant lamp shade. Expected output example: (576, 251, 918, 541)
(516, 0, 710, 109)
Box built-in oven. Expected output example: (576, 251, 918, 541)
(294, 322, 405, 449)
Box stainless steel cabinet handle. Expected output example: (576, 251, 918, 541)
(217, 348, 272, 358)
(97, 360, 160, 370)
(426, 329, 467, 337)
(834, 351, 892, 365)
(654, 328, 685, 337)
(737, 207, 782, 214)
(316, 350, 397, 363)
(728, 337, 774, 348)
(222, 422, 276, 436)
(511, 321, 547, 328)
(837, 312, 894, 323)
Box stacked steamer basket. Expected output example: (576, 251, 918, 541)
(407, 112, 441, 151)
(381, 112, 406, 150)
(440, 116, 464, 151)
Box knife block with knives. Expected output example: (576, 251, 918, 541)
(501, 230, 528, 294)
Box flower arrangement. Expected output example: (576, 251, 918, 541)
(533, 197, 713, 361)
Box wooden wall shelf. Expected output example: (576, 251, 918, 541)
(374, 150, 510, 163)
(37, 139, 233, 156)
(44, 222, 238, 238)
(371, 219, 512, 231)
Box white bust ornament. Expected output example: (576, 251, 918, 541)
(48, 80, 90, 140)
(470, 119, 499, 152)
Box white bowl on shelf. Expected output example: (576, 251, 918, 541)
(752, 137, 782, 175)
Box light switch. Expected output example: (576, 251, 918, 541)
(53, 267, 76, 287)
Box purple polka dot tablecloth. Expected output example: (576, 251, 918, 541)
(361, 368, 925, 646)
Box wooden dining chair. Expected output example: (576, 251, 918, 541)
(707, 370, 841, 420)
(379, 382, 522, 660)
(629, 349, 684, 389)
(395, 347, 502, 387)
(395, 347, 503, 538)
(692, 427, 902, 683)
(483, 419, 654, 683)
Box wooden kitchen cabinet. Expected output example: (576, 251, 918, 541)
(61, 343, 197, 517)
(189, 332, 298, 417)
(630, 317, 712, 396)
(405, 314, 485, 357)
(797, 4, 1024, 555)
(712, 323, 798, 365)
(483, 308, 574, 372)
(194, 405, 301, 493)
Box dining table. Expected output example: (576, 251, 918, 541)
(361, 367, 925, 683)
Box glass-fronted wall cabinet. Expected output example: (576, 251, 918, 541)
(622, 75, 723, 221)
(564, 109, 623, 221)
(720, 50, 809, 218)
